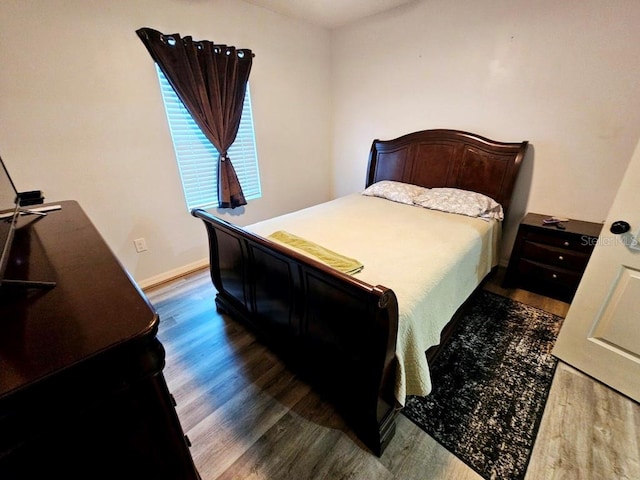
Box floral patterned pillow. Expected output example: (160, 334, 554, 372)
(413, 188, 504, 221)
(362, 180, 429, 205)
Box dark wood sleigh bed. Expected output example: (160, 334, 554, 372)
(192, 129, 528, 456)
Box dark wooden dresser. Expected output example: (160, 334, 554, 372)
(0, 201, 199, 479)
(503, 212, 603, 302)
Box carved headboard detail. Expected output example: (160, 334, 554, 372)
(366, 129, 528, 215)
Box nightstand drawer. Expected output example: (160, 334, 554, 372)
(521, 240, 591, 271)
(522, 231, 595, 254)
(517, 259, 582, 290)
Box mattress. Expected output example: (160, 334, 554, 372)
(245, 193, 501, 406)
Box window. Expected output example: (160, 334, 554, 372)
(156, 66, 261, 211)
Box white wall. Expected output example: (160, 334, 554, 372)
(3, 0, 640, 283)
(331, 0, 640, 261)
(0, 0, 331, 284)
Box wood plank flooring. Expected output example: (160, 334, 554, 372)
(146, 268, 640, 480)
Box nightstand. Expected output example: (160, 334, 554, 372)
(503, 213, 603, 302)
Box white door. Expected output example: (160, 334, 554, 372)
(552, 137, 640, 402)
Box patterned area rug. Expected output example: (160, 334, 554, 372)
(402, 290, 564, 480)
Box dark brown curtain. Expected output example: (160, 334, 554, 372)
(136, 27, 253, 209)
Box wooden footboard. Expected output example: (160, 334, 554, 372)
(192, 209, 400, 456)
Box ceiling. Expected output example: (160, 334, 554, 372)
(243, 0, 414, 29)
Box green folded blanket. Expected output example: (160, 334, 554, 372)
(267, 230, 364, 275)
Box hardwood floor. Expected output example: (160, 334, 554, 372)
(146, 268, 640, 480)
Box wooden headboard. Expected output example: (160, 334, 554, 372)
(366, 129, 528, 215)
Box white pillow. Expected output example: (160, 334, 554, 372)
(362, 180, 429, 205)
(413, 188, 504, 221)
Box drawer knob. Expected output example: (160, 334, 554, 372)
(563, 241, 570, 246)
(610, 220, 631, 235)
(558, 255, 564, 261)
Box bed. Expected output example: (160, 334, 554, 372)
(192, 129, 528, 456)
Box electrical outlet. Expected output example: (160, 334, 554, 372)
(134, 238, 147, 253)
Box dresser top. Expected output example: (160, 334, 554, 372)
(0, 201, 158, 399)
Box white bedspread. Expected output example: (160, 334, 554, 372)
(245, 193, 500, 406)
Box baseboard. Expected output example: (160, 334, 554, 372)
(138, 258, 209, 291)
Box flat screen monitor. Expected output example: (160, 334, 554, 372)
(0, 156, 21, 286)
(0, 156, 56, 289)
